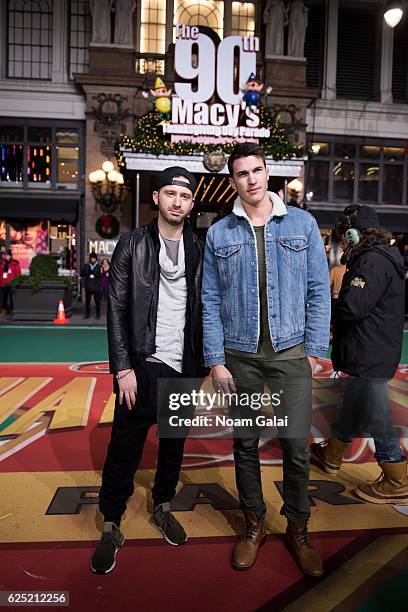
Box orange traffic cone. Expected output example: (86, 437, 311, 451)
(53, 300, 69, 325)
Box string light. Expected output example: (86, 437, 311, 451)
(115, 109, 314, 169)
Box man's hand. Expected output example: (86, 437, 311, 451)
(210, 364, 236, 394)
(117, 368, 137, 410)
(307, 356, 318, 375)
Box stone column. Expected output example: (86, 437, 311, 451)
(52, 0, 68, 83)
(321, 0, 338, 100)
(224, 0, 232, 38)
(380, 20, 394, 104)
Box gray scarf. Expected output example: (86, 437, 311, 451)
(158, 234, 185, 280)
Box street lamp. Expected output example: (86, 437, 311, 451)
(89, 162, 125, 212)
(384, 1, 404, 27)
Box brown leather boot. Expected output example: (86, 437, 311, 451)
(310, 436, 351, 475)
(286, 520, 323, 577)
(231, 511, 266, 571)
(355, 459, 408, 504)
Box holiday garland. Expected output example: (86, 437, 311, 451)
(117, 107, 313, 169)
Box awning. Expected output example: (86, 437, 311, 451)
(0, 196, 79, 222)
(121, 151, 304, 178)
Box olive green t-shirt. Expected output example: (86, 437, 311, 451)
(225, 225, 305, 360)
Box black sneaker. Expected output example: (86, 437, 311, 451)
(90, 522, 125, 574)
(149, 503, 187, 546)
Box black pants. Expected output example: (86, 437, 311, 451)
(0, 286, 12, 310)
(225, 353, 312, 524)
(99, 358, 186, 523)
(85, 289, 101, 318)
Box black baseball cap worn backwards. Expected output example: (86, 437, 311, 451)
(155, 166, 197, 195)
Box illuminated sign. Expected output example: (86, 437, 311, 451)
(167, 25, 270, 144)
(88, 239, 117, 256)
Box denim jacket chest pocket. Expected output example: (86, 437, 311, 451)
(214, 244, 241, 283)
(278, 237, 308, 272)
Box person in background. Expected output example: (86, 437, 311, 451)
(100, 258, 110, 301)
(81, 252, 102, 319)
(0, 249, 21, 316)
(311, 205, 407, 504)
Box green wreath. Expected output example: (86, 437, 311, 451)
(95, 214, 120, 239)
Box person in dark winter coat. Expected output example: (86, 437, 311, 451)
(311, 205, 408, 505)
(81, 252, 102, 319)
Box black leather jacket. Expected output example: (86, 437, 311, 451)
(107, 219, 203, 376)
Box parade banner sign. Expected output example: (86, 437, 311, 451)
(162, 25, 270, 144)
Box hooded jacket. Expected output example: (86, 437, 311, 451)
(332, 244, 405, 378)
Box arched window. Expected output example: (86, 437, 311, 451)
(7, 0, 53, 79)
(173, 0, 224, 40)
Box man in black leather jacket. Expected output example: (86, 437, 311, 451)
(91, 166, 203, 574)
(311, 205, 407, 505)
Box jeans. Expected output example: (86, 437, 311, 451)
(225, 352, 312, 524)
(99, 358, 186, 523)
(332, 376, 403, 463)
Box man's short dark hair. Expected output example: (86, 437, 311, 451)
(227, 143, 266, 176)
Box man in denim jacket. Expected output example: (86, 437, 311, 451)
(202, 143, 330, 577)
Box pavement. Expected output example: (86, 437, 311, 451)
(0, 298, 107, 328)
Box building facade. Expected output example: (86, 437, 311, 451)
(0, 0, 407, 273)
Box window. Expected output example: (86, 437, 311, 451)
(392, 13, 408, 103)
(383, 165, 403, 204)
(140, 0, 166, 54)
(7, 0, 53, 79)
(173, 0, 224, 40)
(0, 122, 82, 190)
(307, 160, 329, 202)
(69, 0, 92, 79)
(358, 163, 379, 202)
(304, 1, 325, 89)
(27, 127, 51, 187)
(336, 6, 380, 101)
(0, 126, 24, 185)
(333, 161, 354, 201)
(231, 2, 255, 37)
(306, 137, 408, 206)
(56, 130, 79, 189)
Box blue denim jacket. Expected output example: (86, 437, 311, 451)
(202, 192, 331, 366)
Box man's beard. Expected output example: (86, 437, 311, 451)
(160, 209, 189, 226)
